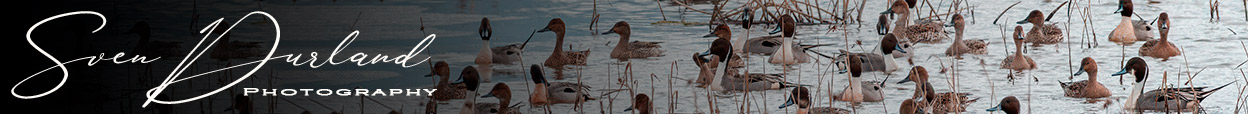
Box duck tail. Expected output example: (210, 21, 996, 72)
(799, 43, 834, 50)
(1197, 81, 1236, 101)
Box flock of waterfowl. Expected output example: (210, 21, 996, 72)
(409, 0, 1240, 113)
(114, 0, 1241, 113)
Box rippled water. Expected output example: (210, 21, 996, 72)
(64, 0, 1248, 113)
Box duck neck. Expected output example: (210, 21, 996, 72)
(1014, 40, 1024, 57)
(497, 97, 510, 113)
(893, 13, 910, 34)
(615, 33, 631, 49)
(479, 41, 493, 60)
(847, 76, 863, 98)
(1087, 72, 1098, 83)
(708, 62, 728, 91)
(1125, 81, 1144, 110)
(552, 31, 566, 55)
(796, 107, 809, 114)
(436, 75, 450, 87)
(463, 90, 477, 110)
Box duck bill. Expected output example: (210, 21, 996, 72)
(986, 103, 1004, 112)
(423, 73, 434, 77)
(702, 33, 717, 38)
(880, 9, 894, 14)
(897, 76, 914, 84)
(1073, 66, 1086, 76)
(769, 26, 783, 34)
(778, 96, 796, 109)
(894, 45, 908, 53)
(1015, 19, 1028, 24)
(1111, 68, 1129, 76)
(1113, 5, 1123, 13)
(537, 27, 552, 33)
(623, 106, 635, 112)
(481, 93, 496, 98)
(600, 30, 616, 35)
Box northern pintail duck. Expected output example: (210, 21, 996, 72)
(602, 21, 664, 59)
(831, 62, 886, 102)
(1139, 13, 1181, 60)
(834, 33, 908, 73)
(985, 96, 1020, 114)
(478, 18, 524, 65)
(779, 87, 852, 114)
(944, 14, 987, 58)
(1017, 10, 1064, 45)
(882, 0, 947, 44)
(725, 15, 831, 56)
(476, 18, 496, 82)
(537, 18, 590, 67)
(623, 94, 653, 114)
(1060, 57, 1111, 98)
(834, 55, 869, 102)
(1112, 57, 1235, 112)
(528, 65, 595, 105)
(703, 54, 798, 92)
(897, 66, 978, 113)
(768, 14, 813, 65)
(458, 66, 482, 114)
(1108, 0, 1140, 44)
(1001, 26, 1036, 71)
(426, 61, 468, 101)
(478, 83, 522, 114)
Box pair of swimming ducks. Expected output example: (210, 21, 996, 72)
(425, 61, 593, 114)
(773, 65, 978, 114)
(471, 17, 666, 82)
(987, 57, 1234, 113)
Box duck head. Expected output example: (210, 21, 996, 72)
(1112, 57, 1148, 83)
(1114, 0, 1133, 17)
(538, 18, 566, 34)
(848, 54, 864, 77)
(600, 21, 631, 36)
(1013, 26, 1025, 41)
(882, 33, 908, 54)
(987, 96, 1020, 114)
(623, 94, 652, 114)
(1016, 10, 1045, 25)
(424, 61, 451, 78)
(461, 66, 481, 91)
(481, 83, 512, 114)
(898, 66, 929, 84)
(778, 87, 811, 109)
(704, 25, 733, 40)
(529, 64, 549, 86)
(769, 14, 796, 37)
(900, 99, 926, 114)
(479, 17, 492, 41)
(1073, 57, 1098, 77)
(881, 0, 911, 15)
(877, 14, 891, 35)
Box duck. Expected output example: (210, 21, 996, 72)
(699, 39, 799, 91)
(703, 54, 799, 92)
(476, 18, 495, 82)
(458, 66, 482, 114)
(1139, 13, 1181, 60)
(896, 66, 978, 113)
(623, 94, 653, 114)
(985, 96, 1020, 114)
(944, 14, 987, 59)
(1112, 57, 1235, 112)
(528, 64, 595, 105)
(1017, 10, 1064, 45)
(1059, 57, 1112, 98)
(725, 15, 831, 56)
(425, 61, 467, 101)
(881, 0, 947, 44)
(478, 83, 522, 114)
(779, 87, 852, 114)
(701, 25, 746, 68)
(1108, 0, 1140, 44)
(834, 55, 868, 103)
(476, 17, 525, 65)
(899, 99, 926, 114)
(694, 52, 751, 87)
(537, 18, 590, 67)
(831, 62, 886, 102)
(768, 14, 813, 65)
(1001, 26, 1036, 71)
(834, 33, 908, 73)
(601, 21, 664, 59)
